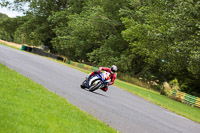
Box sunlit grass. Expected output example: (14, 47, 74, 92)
(54, 60, 200, 123)
(1, 41, 200, 124)
(0, 41, 21, 50)
(115, 79, 200, 123)
(0, 63, 117, 133)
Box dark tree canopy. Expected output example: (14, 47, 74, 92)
(0, 0, 200, 96)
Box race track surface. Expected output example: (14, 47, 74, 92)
(0, 44, 200, 133)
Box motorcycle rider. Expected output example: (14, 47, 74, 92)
(87, 65, 117, 92)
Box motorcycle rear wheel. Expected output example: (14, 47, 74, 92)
(80, 80, 87, 89)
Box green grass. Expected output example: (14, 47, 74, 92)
(0, 41, 21, 50)
(1, 41, 200, 124)
(115, 80, 200, 123)
(0, 63, 117, 133)
(51, 60, 200, 124)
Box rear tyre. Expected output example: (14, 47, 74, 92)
(80, 80, 87, 89)
(80, 84, 86, 89)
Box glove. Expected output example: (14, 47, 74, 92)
(94, 70, 100, 74)
(87, 71, 100, 81)
(86, 73, 91, 80)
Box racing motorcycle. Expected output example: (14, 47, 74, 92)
(80, 71, 111, 92)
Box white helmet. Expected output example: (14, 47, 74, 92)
(111, 65, 117, 74)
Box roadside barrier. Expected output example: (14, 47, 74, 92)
(20, 45, 98, 71)
(69, 60, 98, 72)
(21, 45, 26, 50)
(171, 90, 200, 108)
(21, 45, 65, 62)
(20, 44, 200, 109)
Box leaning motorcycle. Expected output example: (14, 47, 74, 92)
(80, 71, 111, 92)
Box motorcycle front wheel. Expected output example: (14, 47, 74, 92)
(89, 80, 103, 92)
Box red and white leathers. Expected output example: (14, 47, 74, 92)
(88, 67, 117, 91)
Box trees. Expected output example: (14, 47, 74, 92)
(120, 0, 200, 95)
(0, 15, 25, 42)
(1, 0, 69, 51)
(0, 0, 199, 96)
(0, 12, 8, 19)
(51, 0, 129, 66)
(0, 13, 9, 40)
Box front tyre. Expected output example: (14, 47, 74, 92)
(89, 80, 103, 92)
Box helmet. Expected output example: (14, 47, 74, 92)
(111, 65, 117, 74)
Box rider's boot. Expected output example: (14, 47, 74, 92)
(101, 86, 108, 92)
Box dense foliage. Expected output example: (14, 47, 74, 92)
(0, 0, 199, 96)
(0, 12, 9, 41)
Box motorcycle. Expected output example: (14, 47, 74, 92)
(80, 71, 111, 92)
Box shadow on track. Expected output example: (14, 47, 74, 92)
(92, 91, 108, 97)
(81, 87, 108, 97)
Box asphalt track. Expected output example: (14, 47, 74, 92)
(0, 44, 200, 133)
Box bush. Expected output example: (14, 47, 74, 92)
(160, 82, 172, 96)
(169, 78, 180, 91)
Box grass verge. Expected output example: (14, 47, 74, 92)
(0, 63, 117, 133)
(1, 41, 200, 124)
(0, 41, 21, 50)
(51, 59, 200, 124)
(115, 80, 200, 123)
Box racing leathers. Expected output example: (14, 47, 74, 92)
(88, 67, 116, 91)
